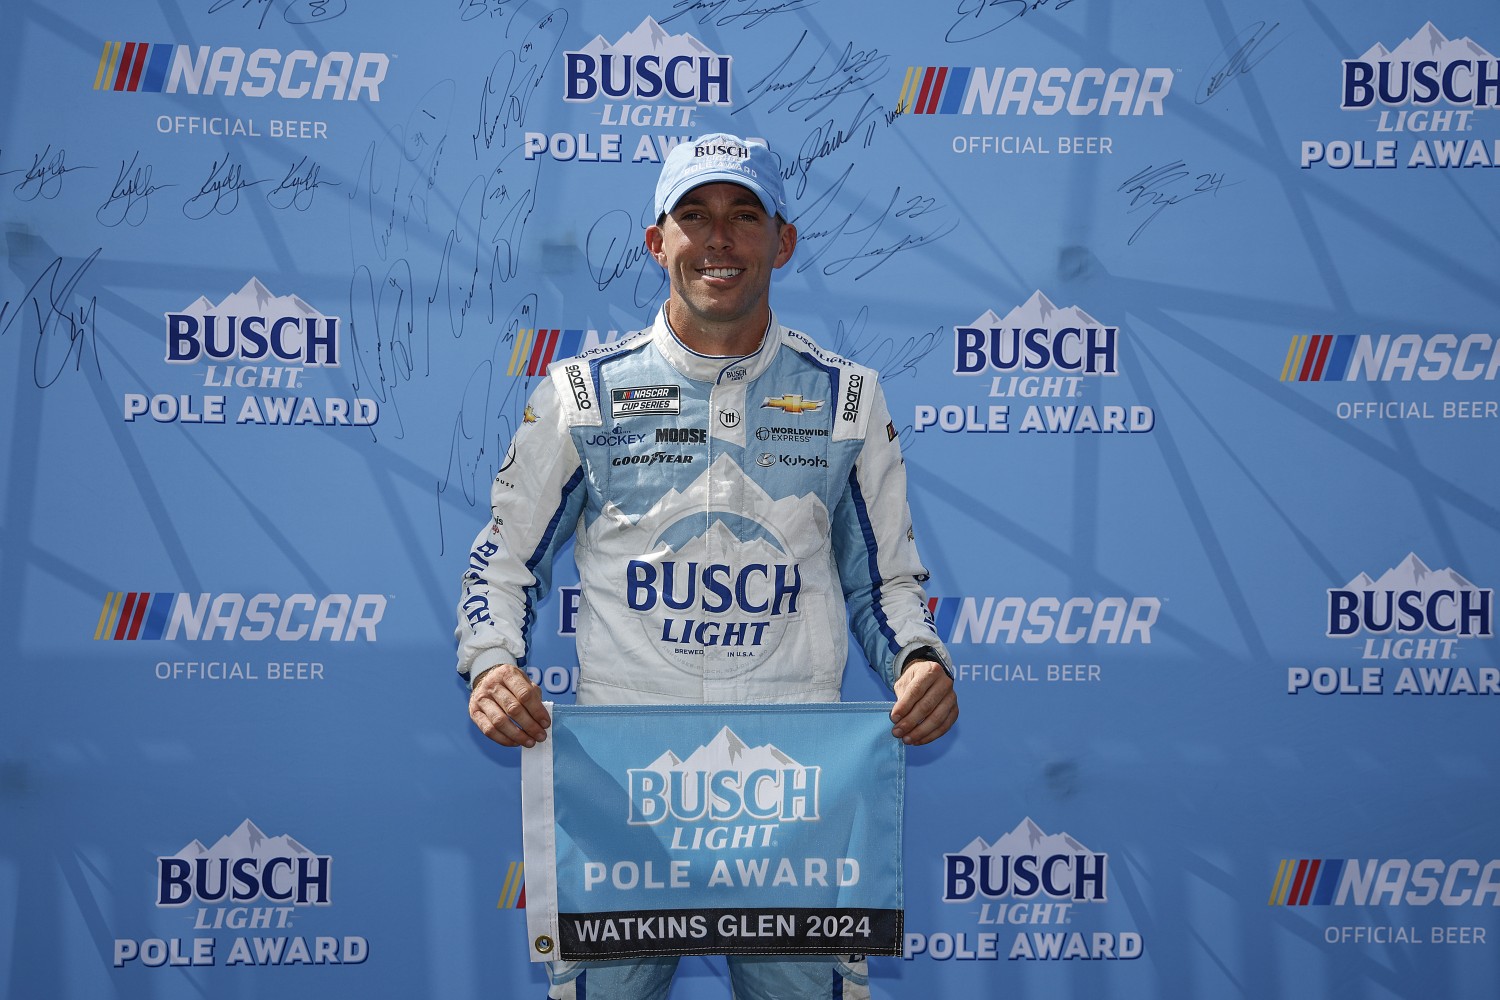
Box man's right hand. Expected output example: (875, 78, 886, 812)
(469, 664, 551, 748)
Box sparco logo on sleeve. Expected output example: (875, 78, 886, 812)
(842, 373, 865, 423)
(567, 365, 592, 409)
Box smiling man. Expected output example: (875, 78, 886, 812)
(457, 133, 957, 1000)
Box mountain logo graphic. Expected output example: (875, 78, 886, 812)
(628, 726, 820, 825)
(156, 819, 332, 907)
(943, 817, 1109, 903)
(955, 291, 1119, 376)
(1327, 553, 1493, 638)
(564, 17, 732, 106)
(1343, 22, 1498, 109)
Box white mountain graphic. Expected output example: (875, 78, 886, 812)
(967, 290, 1103, 331)
(176, 278, 326, 320)
(1345, 553, 1479, 595)
(640, 726, 801, 776)
(953, 817, 1093, 859)
(594, 452, 829, 560)
(171, 819, 316, 860)
(576, 17, 719, 59)
(1358, 22, 1494, 64)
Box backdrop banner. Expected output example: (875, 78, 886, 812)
(521, 702, 905, 961)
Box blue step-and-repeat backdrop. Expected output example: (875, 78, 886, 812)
(2, 1, 1497, 997)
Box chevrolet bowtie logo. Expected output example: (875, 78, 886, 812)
(523, 405, 539, 423)
(762, 394, 823, 413)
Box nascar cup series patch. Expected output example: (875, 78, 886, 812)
(521, 702, 905, 960)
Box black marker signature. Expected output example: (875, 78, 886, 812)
(1117, 161, 1233, 245)
(584, 205, 667, 309)
(285, 0, 349, 25)
(344, 259, 417, 441)
(736, 31, 888, 123)
(457, 0, 524, 21)
(946, 0, 1076, 44)
(96, 152, 173, 228)
(183, 157, 268, 220)
(349, 79, 454, 268)
(660, 0, 817, 31)
(794, 164, 959, 281)
(267, 155, 339, 211)
(3, 145, 93, 202)
(826, 306, 944, 384)
(784, 92, 887, 200)
(472, 7, 568, 155)
(1196, 21, 1286, 104)
(433, 145, 540, 340)
(208, 0, 347, 30)
(434, 293, 539, 552)
(1, 249, 103, 388)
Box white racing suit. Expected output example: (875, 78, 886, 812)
(456, 310, 952, 998)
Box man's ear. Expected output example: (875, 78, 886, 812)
(645, 224, 666, 265)
(773, 222, 797, 270)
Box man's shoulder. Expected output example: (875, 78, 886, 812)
(556, 326, 654, 369)
(773, 323, 881, 438)
(775, 323, 877, 381)
(541, 327, 655, 421)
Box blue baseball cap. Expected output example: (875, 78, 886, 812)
(654, 133, 787, 219)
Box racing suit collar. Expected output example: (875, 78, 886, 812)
(652, 307, 781, 385)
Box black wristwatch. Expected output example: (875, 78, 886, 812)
(903, 646, 940, 667)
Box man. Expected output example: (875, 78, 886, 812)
(457, 133, 957, 1000)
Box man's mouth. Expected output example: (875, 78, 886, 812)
(700, 267, 744, 279)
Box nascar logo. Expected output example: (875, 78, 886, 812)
(93, 42, 390, 101)
(97, 591, 386, 642)
(896, 65, 1172, 116)
(1281, 333, 1500, 382)
(1270, 858, 1500, 907)
(928, 595, 1159, 645)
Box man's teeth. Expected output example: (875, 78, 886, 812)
(703, 268, 742, 278)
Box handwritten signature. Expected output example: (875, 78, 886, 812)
(4, 145, 92, 202)
(736, 31, 888, 123)
(208, 0, 348, 30)
(659, 0, 817, 31)
(472, 7, 568, 155)
(1196, 21, 1286, 104)
(783, 92, 893, 200)
(826, 306, 944, 383)
(1, 250, 103, 388)
(794, 164, 958, 280)
(946, 0, 1076, 44)
(434, 294, 539, 551)
(267, 155, 339, 211)
(457, 0, 525, 20)
(96, 153, 172, 228)
(1117, 161, 1233, 245)
(433, 146, 540, 340)
(584, 206, 667, 308)
(183, 157, 267, 220)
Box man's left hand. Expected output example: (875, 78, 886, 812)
(891, 659, 958, 745)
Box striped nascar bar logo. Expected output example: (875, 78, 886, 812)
(1281, 335, 1359, 382)
(497, 862, 527, 910)
(95, 41, 173, 93)
(96, 592, 174, 641)
(897, 66, 973, 115)
(509, 329, 590, 377)
(1269, 859, 1347, 906)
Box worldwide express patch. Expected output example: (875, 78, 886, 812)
(612, 385, 681, 418)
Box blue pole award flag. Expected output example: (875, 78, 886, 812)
(521, 703, 905, 961)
